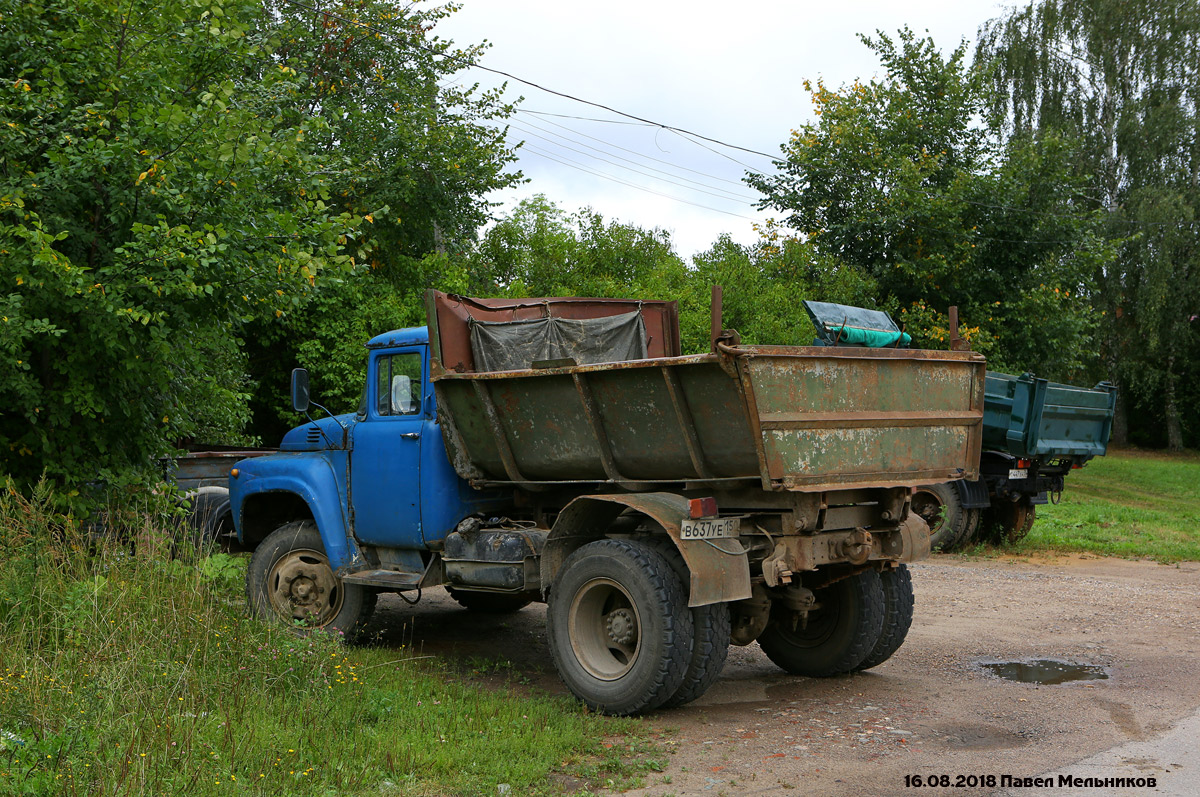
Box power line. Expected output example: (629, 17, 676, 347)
(515, 111, 756, 189)
(277, 0, 780, 160)
(517, 143, 762, 221)
(506, 119, 759, 202)
(522, 109, 656, 127)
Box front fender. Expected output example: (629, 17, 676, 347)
(230, 452, 361, 571)
(542, 492, 752, 608)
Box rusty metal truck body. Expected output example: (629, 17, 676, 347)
(233, 290, 986, 715)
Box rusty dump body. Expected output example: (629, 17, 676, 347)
(426, 291, 985, 496)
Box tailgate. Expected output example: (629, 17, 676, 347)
(735, 345, 986, 491)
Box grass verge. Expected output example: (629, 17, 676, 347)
(0, 484, 660, 796)
(1006, 448, 1200, 562)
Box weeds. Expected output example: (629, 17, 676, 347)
(0, 484, 653, 795)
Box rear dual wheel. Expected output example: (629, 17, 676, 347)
(984, 498, 1037, 545)
(642, 537, 731, 709)
(547, 539, 695, 716)
(854, 565, 914, 671)
(911, 483, 980, 551)
(758, 570, 886, 677)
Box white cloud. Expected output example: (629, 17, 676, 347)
(440, 0, 1006, 257)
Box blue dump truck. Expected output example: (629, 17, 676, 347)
(801, 301, 1117, 551)
(229, 290, 987, 714)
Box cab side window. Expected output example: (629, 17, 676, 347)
(375, 353, 422, 416)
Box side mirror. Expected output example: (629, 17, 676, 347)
(291, 368, 310, 413)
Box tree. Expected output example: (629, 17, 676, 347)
(0, 0, 517, 493)
(241, 0, 521, 436)
(467, 197, 879, 355)
(977, 0, 1200, 448)
(748, 28, 1110, 378)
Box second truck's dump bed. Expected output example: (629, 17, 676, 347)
(982, 371, 1117, 460)
(427, 291, 986, 493)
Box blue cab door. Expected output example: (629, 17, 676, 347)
(348, 347, 425, 548)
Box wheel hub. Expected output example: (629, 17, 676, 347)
(606, 608, 636, 646)
(269, 550, 340, 626)
(911, 490, 945, 532)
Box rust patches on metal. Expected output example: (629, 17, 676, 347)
(660, 365, 714, 479)
(429, 294, 985, 495)
(571, 373, 625, 482)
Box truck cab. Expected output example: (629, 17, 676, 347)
(229, 327, 503, 584)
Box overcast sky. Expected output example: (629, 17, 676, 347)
(438, 0, 1008, 257)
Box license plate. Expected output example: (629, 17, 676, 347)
(1008, 468, 1028, 480)
(680, 516, 740, 540)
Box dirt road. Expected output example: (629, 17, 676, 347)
(369, 555, 1200, 796)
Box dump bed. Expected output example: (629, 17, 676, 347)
(426, 291, 986, 493)
(982, 371, 1117, 460)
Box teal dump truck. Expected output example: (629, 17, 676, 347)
(802, 301, 1117, 550)
(914, 371, 1116, 549)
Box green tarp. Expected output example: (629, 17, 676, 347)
(826, 325, 912, 348)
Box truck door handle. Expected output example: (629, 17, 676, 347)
(400, 432, 420, 440)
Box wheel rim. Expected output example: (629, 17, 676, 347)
(267, 547, 343, 627)
(778, 593, 840, 649)
(568, 577, 642, 681)
(997, 500, 1033, 544)
(910, 489, 946, 534)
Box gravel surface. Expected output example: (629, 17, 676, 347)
(369, 554, 1200, 796)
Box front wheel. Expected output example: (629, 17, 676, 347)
(757, 569, 885, 677)
(247, 521, 374, 640)
(546, 539, 694, 716)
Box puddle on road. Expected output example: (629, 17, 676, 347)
(979, 658, 1109, 685)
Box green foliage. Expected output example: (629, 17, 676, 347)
(466, 197, 878, 356)
(978, 0, 1200, 448)
(748, 28, 1111, 380)
(468, 195, 688, 298)
(0, 0, 368, 490)
(0, 0, 519, 485)
(241, 0, 521, 435)
(0, 486, 656, 795)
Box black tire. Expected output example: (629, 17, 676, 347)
(854, 565, 914, 671)
(247, 521, 374, 640)
(446, 587, 533, 614)
(182, 486, 233, 544)
(546, 539, 694, 716)
(911, 483, 978, 551)
(642, 537, 731, 709)
(757, 569, 885, 677)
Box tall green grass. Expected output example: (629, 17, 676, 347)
(0, 484, 656, 796)
(1013, 449, 1200, 561)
